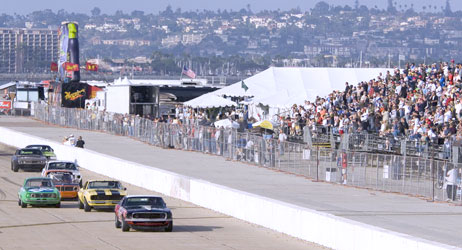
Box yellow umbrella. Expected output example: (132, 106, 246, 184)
(252, 120, 274, 130)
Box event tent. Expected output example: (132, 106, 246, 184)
(211, 67, 391, 107)
(183, 93, 237, 108)
(214, 118, 240, 129)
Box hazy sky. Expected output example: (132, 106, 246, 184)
(1, 0, 459, 15)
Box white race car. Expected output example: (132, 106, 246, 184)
(41, 161, 82, 187)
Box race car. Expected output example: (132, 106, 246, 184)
(42, 161, 82, 187)
(78, 180, 127, 212)
(25, 145, 57, 160)
(115, 195, 173, 232)
(11, 148, 47, 172)
(18, 177, 61, 208)
(43, 170, 79, 200)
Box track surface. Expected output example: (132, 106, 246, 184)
(0, 145, 324, 250)
(3, 117, 462, 248)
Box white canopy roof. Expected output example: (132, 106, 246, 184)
(214, 118, 240, 129)
(112, 77, 133, 85)
(0, 82, 17, 90)
(211, 67, 391, 108)
(183, 93, 237, 108)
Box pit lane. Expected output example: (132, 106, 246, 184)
(0, 144, 325, 250)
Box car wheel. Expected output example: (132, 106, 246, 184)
(79, 179, 83, 188)
(165, 222, 173, 232)
(115, 214, 121, 228)
(21, 200, 27, 208)
(18, 199, 21, 206)
(55, 202, 61, 208)
(121, 218, 130, 232)
(83, 198, 91, 212)
(78, 198, 84, 209)
(13, 164, 19, 172)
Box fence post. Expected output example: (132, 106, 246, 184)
(316, 145, 319, 181)
(431, 158, 435, 202)
(376, 154, 379, 190)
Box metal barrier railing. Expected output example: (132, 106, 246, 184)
(284, 124, 447, 158)
(31, 103, 462, 204)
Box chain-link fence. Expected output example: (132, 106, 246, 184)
(32, 103, 462, 204)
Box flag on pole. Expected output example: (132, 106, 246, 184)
(50, 62, 58, 72)
(182, 65, 196, 79)
(85, 62, 98, 71)
(241, 80, 249, 92)
(64, 62, 79, 72)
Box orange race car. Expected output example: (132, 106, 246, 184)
(43, 170, 80, 199)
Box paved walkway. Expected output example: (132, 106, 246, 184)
(2, 117, 462, 247)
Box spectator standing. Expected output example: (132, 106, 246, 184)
(68, 134, 76, 146)
(75, 136, 85, 148)
(445, 166, 459, 201)
(278, 129, 287, 156)
(245, 136, 254, 161)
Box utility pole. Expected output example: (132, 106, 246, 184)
(388, 53, 391, 68)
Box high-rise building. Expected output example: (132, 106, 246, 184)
(387, 0, 396, 13)
(0, 27, 58, 73)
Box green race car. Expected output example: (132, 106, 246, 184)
(25, 145, 57, 160)
(18, 177, 61, 208)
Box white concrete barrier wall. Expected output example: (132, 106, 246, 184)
(0, 127, 456, 250)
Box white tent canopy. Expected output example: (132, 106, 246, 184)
(210, 67, 390, 107)
(214, 118, 240, 129)
(113, 77, 133, 85)
(183, 93, 237, 108)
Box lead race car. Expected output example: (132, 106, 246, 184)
(115, 195, 173, 232)
(18, 177, 61, 208)
(78, 180, 127, 212)
(11, 148, 47, 172)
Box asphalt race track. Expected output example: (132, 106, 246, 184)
(0, 144, 325, 250)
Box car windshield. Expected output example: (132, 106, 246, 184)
(48, 162, 77, 170)
(26, 145, 53, 152)
(18, 149, 42, 156)
(88, 181, 121, 189)
(124, 197, 165, 208)
(25, 179, 54, 188)
(46, 172, 76, 185)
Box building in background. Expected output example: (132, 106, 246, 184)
(0, 28, 58, 73)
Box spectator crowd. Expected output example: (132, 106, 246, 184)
(84, 61, 462, 153)
(281, 61, 462, 148)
